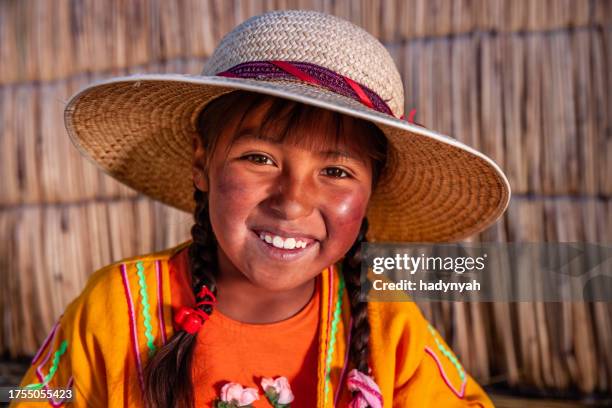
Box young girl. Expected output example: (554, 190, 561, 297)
(12, 9, 510, 408)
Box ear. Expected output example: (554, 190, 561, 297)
(192, 135, 208, 191)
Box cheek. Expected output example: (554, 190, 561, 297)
(208, 168, 263, 234)
(322, 187, 370, 248)
(214, 174, 251, 203)
(326, 187, 370, 226)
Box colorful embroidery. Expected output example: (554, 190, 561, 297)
(45, 376, 74, 407)
(426, 324, 467, 398)
(136, 261, 157, 356)
(25, 320, 74, 406)
(121, 263, 146, 396)
(24, 339, 68, 390)
(155, 260, 168, 345)
(30, 320, 60, 365)
(324, 265, 345, 402)
(334, 316, 353, 406)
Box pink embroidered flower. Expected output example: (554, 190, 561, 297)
(217, 382, 259, 407)
(347, 369, 383, 408)
(261, 376, 295, 407)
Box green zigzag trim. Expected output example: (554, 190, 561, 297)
(324, 267, 345, 401)
(427, 324, 466, 381)
(24, 339, 69, 390)
(136, 261, 157, 357)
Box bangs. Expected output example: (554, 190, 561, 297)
(240, 94, 350, 154)
(196, 90, 388, 183)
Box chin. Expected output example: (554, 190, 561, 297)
(244, 263, 310, 291)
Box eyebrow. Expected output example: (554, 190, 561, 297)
(233, 126, 366, 163)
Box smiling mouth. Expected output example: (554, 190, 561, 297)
(254, 230, 316, 250)
(249, 228, 319, 262)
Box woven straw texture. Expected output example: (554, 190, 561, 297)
(64, 9, 510, 243)
(201, 10, 405, 116)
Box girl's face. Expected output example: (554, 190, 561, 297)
(194, 98, 379, 291)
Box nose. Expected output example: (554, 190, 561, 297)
(266, 169, 315, 220)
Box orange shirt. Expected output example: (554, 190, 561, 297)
(169, 247, 320, 407)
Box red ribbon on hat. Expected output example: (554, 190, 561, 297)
(174, 285, 217, 334)
(216, 60, 423, 126)
(400, 108, 422, 126)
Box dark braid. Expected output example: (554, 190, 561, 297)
(342, 218, 371, 374)
(143, 187, 217, 408)
(188, 188, 219, 316)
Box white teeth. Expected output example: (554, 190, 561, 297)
(258, 232, 309, 249)
(283, 238, 296, 249)
(272, 236, 284, 249)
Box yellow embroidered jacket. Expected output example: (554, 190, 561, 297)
(11, 241, 494, 407)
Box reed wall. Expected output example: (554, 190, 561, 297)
(1, 0, 610, 396)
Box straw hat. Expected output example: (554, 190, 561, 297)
(64, 9, 511, 243)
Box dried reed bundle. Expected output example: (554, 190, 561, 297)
(0, 0, 610, 398)
(2, 0, 608, 85)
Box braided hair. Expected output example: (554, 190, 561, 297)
(342, 217, 371, 374)
(143, 90, 387, 407)
(142, 187, 218, 408)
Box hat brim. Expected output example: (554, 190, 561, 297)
(64, 74, 511, 242)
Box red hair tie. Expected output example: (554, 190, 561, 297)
(196, 285, 217, 307)
(174, 285, 217, 334)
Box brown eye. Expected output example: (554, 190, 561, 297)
(241, 154, 274, 165)
(322, 167, 350, 178)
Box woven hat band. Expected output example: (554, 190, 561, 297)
(215, 60, 396, 117)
